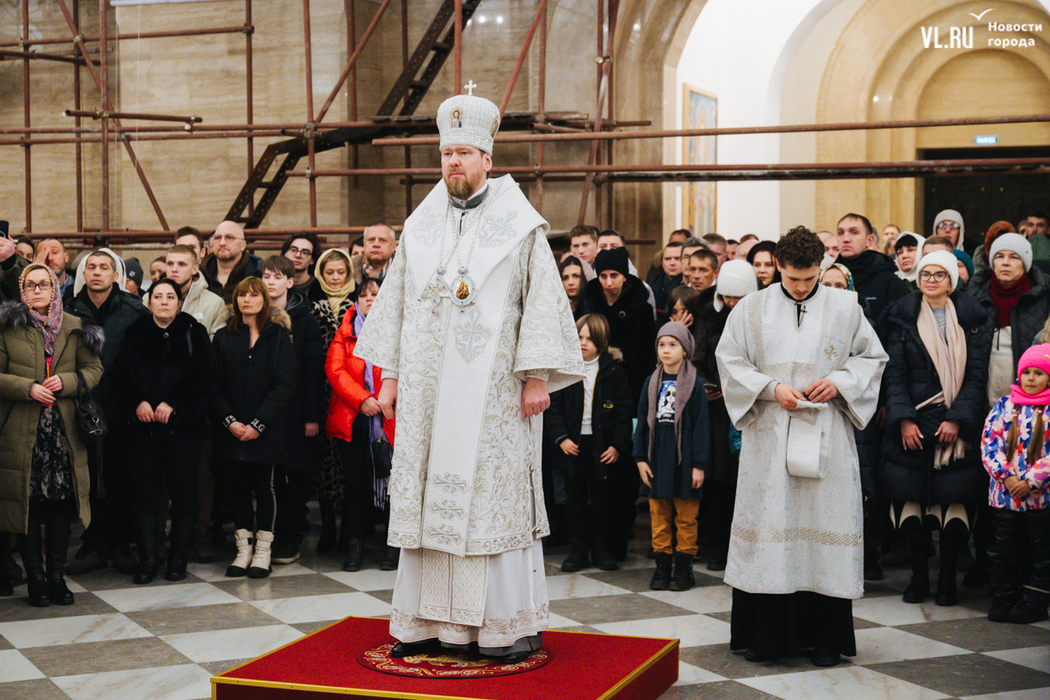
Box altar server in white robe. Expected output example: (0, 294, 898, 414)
(715, 227, 888, 667)
(354, 84, 584, 662)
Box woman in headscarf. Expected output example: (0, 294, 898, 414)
(310, 248, 357, 553)
(820, 262, 855, 291)
(881, 251, 993, 606)
(0, 264, 103, 606)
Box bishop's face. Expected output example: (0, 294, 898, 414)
(441, 144, 491, 200)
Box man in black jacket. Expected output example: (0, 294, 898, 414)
(0, 227, 28, 302)
(262, 256, 325, 565)
(66, 250, 150, 575)
(836, 212, 910, 580)
(202, 221, 264, 303)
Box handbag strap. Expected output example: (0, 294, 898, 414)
(74, 369, 91, 402)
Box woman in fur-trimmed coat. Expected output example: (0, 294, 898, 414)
(0, 263, 103, 606)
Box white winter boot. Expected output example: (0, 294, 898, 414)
(248, 531, 274, 579)
(225, 529, 253, 577)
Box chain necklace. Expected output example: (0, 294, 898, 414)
(421, 180, 501, 309)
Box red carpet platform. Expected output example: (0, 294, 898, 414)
(212, 616, 678, 700)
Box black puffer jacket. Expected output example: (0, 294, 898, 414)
(283, 291, 326, 475)
(969, 266, 1050, 368)
(839, 250, 909, 334)
(578, 275, 656, 403)
(545, 352, 634, 476)
(691, 298, 737, 483)
(211, 309, 297, 464)
(112, 312, 213, 433)
(880, 291, 994, 504)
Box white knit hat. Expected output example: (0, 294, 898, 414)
(915, 250, 959, 292)
(933, 209, 965, 250)
(989, 232, 1033, 272)
(714, 259, 759, 311)
(437, 87, 501, 154)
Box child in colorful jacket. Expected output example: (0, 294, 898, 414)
(981, 343, 1050, 624)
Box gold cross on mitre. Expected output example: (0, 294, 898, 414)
(464, 80, 477, 96)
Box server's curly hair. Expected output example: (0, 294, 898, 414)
(774, 226, 824, 269)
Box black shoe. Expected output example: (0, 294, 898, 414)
(342, 538, 364, 572)
(1007, 598, 1049, 624)
(935, 574, 957, 606)
(707, 554, 726, 571)
(902, 574, 929, 604)
(111, 549, 139, 575)
(66, 546, 107, 575)
(650, 552, 673, 591)
(962, 562, 989, 588)
(390, 639, 439, 658)
(271, 542, 300, 565)
(317, 501, 337, 554)
(988, 598, 1015, 622)
(744, 648, 774, 663)
(669, 553, 695, 591)
(46, 576, 74, 605)
(864, 558, 884, 581)
(498, 650, 532, 664)
(3, 549, 22, 582)
(191, 527, 216, 564)
(380, 546, 400, 571)
(591, 548, 618, 572)
(812, 645, 841, 667)
(26, 577, 50, 607)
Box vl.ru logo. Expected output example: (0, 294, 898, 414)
(921, 24, 973, 49)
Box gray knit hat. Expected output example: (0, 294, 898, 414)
(989, 232, 1033, 272)
(656, 321, 694, 357)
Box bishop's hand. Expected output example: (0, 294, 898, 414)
(522, 377, 550, 418)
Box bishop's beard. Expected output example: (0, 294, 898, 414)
(444, 171, 483, 200)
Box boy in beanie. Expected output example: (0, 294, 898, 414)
(633, 322, 709, 591)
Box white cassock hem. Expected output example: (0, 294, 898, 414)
(389, 540, 549, 649)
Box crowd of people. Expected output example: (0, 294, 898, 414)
(0, 222, 400, 603)
(549, 213, 1050, 664)
(1, 207, 1048, 666)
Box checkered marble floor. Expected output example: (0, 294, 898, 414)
(2, 515, 1049, 700)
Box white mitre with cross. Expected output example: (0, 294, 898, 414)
(436, 80, 501, 154)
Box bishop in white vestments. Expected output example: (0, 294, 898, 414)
(354, 86, 584, 661)
(715, 229, 887, 667)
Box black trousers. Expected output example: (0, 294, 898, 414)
(702, 479, 736, 556)
(731, 588, 856, 658)
(274, 464, 311, 546)
(565, 436, 614, 550)
(229, 461, 277, 533)
(989, 507, 1050, 601)
(127, 428, 203, 525)
(81, 434, 131, 553)
(336, 417, 381, 540)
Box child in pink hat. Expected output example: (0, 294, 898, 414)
(980, 343, 1050, 623)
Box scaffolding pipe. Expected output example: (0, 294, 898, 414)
(0, 48, 89, 66)
(498, 0, 547, 115)
(454, 0, 463, 92)
(74, 0, 84, 233)
(285, 156, 1050, 178)
(246, 0, 255, 218)
(64, 108, 202, 124)
(99, 0, 110, 231)
(314, 0, 393, 125)
(0, 24, 251, 48)
(302, 0, 319, 226)
(22, 0, 31, 232)
(535, 0, 547, 211)
(374, 112, 1050, 146)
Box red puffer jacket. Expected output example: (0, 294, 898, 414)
(324, 304, 395, 445)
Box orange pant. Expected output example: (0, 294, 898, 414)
(649, 498, 700, 555)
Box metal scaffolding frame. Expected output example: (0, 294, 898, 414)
(3, 1, 1050, 246)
